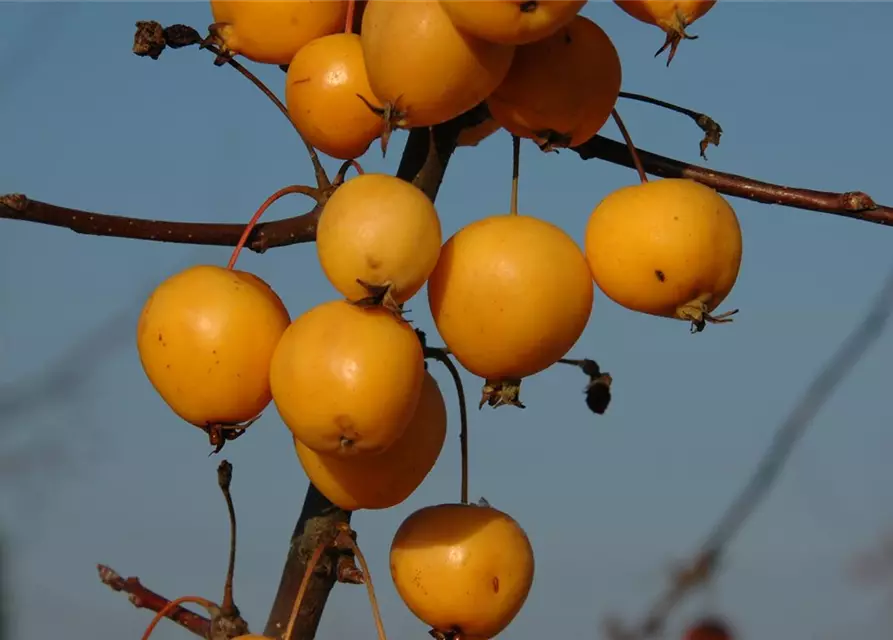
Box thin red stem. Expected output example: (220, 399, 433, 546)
(140, 595, 216, 640)
(611, 108, 648, 184)
(226, 185, 319, 270)
(345, 0, 356, 34)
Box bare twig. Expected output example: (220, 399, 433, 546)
(6, 124, 891, 249)
(217, 461, 239, 617)
(605, 264, 893, 639)
(0, 194, 321, 252)
(97, 564, 212, 638)
(618, 90, 722, 159)
(572, 135, 893, 226)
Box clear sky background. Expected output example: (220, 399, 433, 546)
(2, 2, 893, 639)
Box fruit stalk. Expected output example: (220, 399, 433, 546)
(510, 134, 521, 215)
(227, 184, 321, 269)
(131, 20, 331, 191)
(610, 109, 647, 184)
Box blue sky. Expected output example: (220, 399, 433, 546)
(2, 2, 893, 639)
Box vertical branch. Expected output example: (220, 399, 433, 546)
(262, 116, 463, 640)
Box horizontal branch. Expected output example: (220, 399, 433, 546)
(572, 136, 893, 226)
(3, 130, 891, 252)
(97, 564, 211, 638)
(0, 193, 320, 252)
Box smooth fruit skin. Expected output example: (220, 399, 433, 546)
(210, 0, 348, 65)
(316, 173, 442, 304)
(137, 265, 290, 427)
(439, 0, 587, 45)
(294, 371, 447, 511)
(615, 0, 716, 29)
(487, 14, 621, 148)
(269, 300, 425, 456)
(390, 503, 535, 638)
(285, 33, 384, 161)
(360, 0, 515, 127)
(427, 214, 593, 381)
(584, 178, 742, 320)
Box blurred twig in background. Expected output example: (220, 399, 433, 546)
(605, 265, 893, 639)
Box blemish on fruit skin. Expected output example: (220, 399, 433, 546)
(366, 254, 382, 270)
(492, 576, 500, 593)
(655, 269, 666, 282)
(519, 0, 537, 12)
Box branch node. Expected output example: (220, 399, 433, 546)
(0, 193, 28, 212)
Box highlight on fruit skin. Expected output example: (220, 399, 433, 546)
(487, 13, 622, 150)
(427, 213, 593, 403)
(359, 0, 516, 129)
(136, 264, 290, 429)
(316, 173, 442, 307)
(208, 0, 348, 65)
(284, 33, 384, 161)
(293, 370, 447, 511)
(613, 0, 717, 65)
(269, 299, 425, 457)
(438, 0, 587, 45)
(584, 178, 742, 332)
(390, 502, 535, 639)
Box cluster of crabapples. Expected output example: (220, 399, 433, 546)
(135, 0, 738, 638)
(209, 0, 717, 158)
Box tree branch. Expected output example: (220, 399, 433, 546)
(97, 564, 211, 638)
(0, 194, 320, 252)
(5, 124, 890, 252)
(572, 135, 893, 226)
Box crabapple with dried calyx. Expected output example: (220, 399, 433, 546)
(359, 0, 515, 133)
(293, 370, 447, 511)
(487, 13, 622, 150)
(427, 213, 593, 407)
(284, 33, 384, 161)
(208, 0, 348, 66)
(584, 178, 742, 333)
(269, 299, 425, 456)
(390, 502, 535, 639)
(316, 173, 442, 310)
(438, 0, 586, 45)
(614, 0, 717, 65)
(136, 264, 289, 433)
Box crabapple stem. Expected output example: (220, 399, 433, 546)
(610, 109, 648, 184)
(618, 91, 722, 160)
(283, 540, 329, 640)
(510, 134, 521, 216)
(334, 159, 365, 186)
(139, 595, 216, 640)
(202, 42, 330, 190)
(217, 460, 238, 616)
(226, 185, 320, 270)
(425, 347, 470, 505)
(345, 0, 356, 34)
(339, 532, 389, 640)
